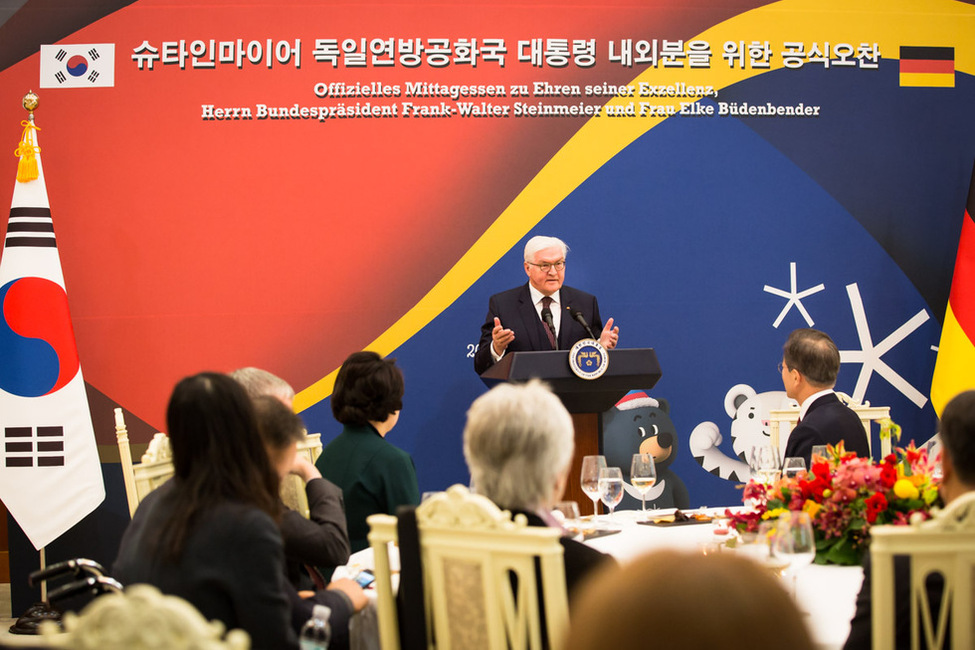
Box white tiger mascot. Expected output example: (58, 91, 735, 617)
(689, 384, 796, 483)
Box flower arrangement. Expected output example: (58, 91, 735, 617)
(727, 436, 941, 565)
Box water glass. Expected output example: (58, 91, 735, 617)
(597, 467, 624, 523)
(771, 511, 816, 599)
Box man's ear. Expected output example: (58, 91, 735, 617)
(941, 451, 956, 502)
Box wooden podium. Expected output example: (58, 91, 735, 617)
(479, 348, 662, 511)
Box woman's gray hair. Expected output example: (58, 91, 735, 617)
(523, 236, 568, 263)
(463, 379, 574, 511)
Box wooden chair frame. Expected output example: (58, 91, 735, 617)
(367, 484, 569, 650)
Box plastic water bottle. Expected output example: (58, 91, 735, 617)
(299, 604, 331, 650)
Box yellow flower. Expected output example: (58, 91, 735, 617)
(762, 507, 788, 520)
(893, 478, 919, 500)
(802, 500, 822, 519)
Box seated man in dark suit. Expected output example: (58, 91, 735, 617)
(844, 389, 975, 649)
(462, 379, 616, 601)
(780, 328, 870, 465)
(474, 235, 619, 375)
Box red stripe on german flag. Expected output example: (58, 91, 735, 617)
(931, 161, 975, 415)
(900, 46, 954, 88)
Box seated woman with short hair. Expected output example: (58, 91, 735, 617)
(316, 351, 420, 552)
(463, 379, 614, 600)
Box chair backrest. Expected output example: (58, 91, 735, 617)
(869, 493, 975, 649)
(115, 408, 175, 518)
(768, 392, 892, 458)
(39, 583, 250, 649)
(117, 408, 322, 520)
(279, 432, 323, 518)
(367, 484, 569, 650)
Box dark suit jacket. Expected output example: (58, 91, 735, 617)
(784, 392, 871, 466)
(280, 476, 350, 588)
(113, 482, 300, 650)
(474, 283, 603, 375)
(514, 510, 616, 600)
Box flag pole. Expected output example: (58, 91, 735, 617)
(38, 547, 46, 603)
(21, 90, 49, 606)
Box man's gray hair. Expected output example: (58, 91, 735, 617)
(463, 379, 574, 511)
(524, 236, 569, 263)
(229, 367, 296, 404)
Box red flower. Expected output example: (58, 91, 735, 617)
(864, 492, 888, 524)
(879, 463, 898, 489)
(799, 475, 830, 501)
(811, 462, 830, 480)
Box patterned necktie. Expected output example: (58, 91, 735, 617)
(541, 296, 557, 349)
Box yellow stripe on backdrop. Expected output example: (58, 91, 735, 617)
(294, 0, 975, 412)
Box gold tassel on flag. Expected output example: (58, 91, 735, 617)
(15, 91, 41, 183)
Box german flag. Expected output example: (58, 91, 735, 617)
(932, 161, 975, 415)
(900, 46, 955, 88)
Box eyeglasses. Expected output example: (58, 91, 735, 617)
(778, 361, 788, 373)
(527, 260, 565, 273)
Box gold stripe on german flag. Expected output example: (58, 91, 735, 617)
(931, 161, 975, 415)
(900, 46, 955, 87)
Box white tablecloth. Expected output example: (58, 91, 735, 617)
(340, 507, 864, 650)
(583, 508, 863, 650)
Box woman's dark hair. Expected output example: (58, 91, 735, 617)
(159, 372, 281, 560)
(253, 394, 306, 451)
(331, 351, 404, 427)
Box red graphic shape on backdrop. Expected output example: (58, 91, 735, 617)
(0, 0, 774, 430)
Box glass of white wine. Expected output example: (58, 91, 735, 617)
(629, 453, 657, 520)
(749, 445, 782, 485)
(597, 467, 624, 524)
(580, 455, 607, 517)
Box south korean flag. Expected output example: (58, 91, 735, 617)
(40, 44, 115, 88)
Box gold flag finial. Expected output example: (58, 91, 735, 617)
(16, 91, 41, 182)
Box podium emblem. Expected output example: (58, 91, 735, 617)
(568, 338, 609, 380)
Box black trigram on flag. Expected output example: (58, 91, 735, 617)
(4, 426, 66, 467)
(55, 48, 67, 62)
(88, 48, 100, 60)
(5, 207, 56, 248)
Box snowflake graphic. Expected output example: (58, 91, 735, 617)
(839, 283, 931, 408)
(763, 262, 825, 328)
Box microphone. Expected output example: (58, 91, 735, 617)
(568, 307, 597, 339)
(541, 305, 557, 340)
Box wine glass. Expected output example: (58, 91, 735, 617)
(553, 501, 584, 539)
(782, 457, 806, 479)
(770, 511, 816, 600)
(629, 453, 657, 519)
(553, 500, 580, 521)
(580, 455, 607, 516)
(749, 445, 782, 485)
(597, 467, 624, 524)
(810, 445, 828, 463)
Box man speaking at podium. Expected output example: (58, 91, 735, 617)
(474, 235, 620, 375)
